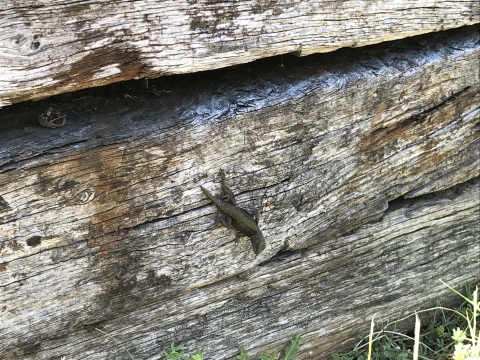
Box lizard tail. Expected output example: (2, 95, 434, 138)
(200, 186, 215, 201)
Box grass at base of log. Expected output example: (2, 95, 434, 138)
(61, 280, 479, 360)
(333, 280, 480, 360)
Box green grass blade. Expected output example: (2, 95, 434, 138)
(237, 346, 251, 360)
(282, 335, 301, 360)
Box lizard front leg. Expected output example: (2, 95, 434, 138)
(219, 169, 236, 205)
(253, 208, 261, 224)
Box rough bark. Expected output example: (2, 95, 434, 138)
(0, 0, 479, 107)
(0, 27, 479, 359)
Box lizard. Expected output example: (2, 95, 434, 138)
(200, 170, 266, 255)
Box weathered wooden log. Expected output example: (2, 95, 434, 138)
(0, 0, 479, 107)
(3, 179, 479, 359)
(0, 27, 479, 359)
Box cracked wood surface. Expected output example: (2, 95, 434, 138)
(0, 0, 479, 107)
(7, 179, 480, 359)
(0, 27, 479, 358)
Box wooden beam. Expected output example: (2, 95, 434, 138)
(0, 1, 478, 106)
(0, 27, 479, 358)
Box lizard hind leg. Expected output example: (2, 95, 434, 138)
(233, 231, 247, 248)
(208, 213, 233, 230)
(253, 208, 261, 224)
(218, 213, 233, 228)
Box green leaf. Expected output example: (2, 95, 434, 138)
(452, 327, 467, 343)
(282, 335, 301, 360)
(164, 341, 184, 360)
(173, 342, 184, 351)
(186, 348, 203, 360)
(260, 352, 280, 360)
(165, 353, 183, 360)
(237, 346, 250, 360)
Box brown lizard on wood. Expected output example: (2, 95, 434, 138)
(200, 170, 266, 255)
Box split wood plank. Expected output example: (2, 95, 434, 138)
(0, 1, 479, 106)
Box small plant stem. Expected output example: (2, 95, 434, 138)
(413, 313, 420, 360)
(367, 315, 374, 360)
(472, 286, 478, 348)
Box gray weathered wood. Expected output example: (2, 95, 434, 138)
(0, 27, 479, 358)
(0, 0, 479, 107)
(3, 180, 479, 359)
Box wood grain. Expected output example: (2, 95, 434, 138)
(0, 27, 479, 359)
(0, 0, 479, 106)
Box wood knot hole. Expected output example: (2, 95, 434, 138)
(26, 236, 42, 247)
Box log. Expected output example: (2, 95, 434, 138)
(0, 26, 479, 359)
(0, 0, 479, 107)
(4, 179, 479, 359)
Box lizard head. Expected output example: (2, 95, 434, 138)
(251, 232, 266, 255)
